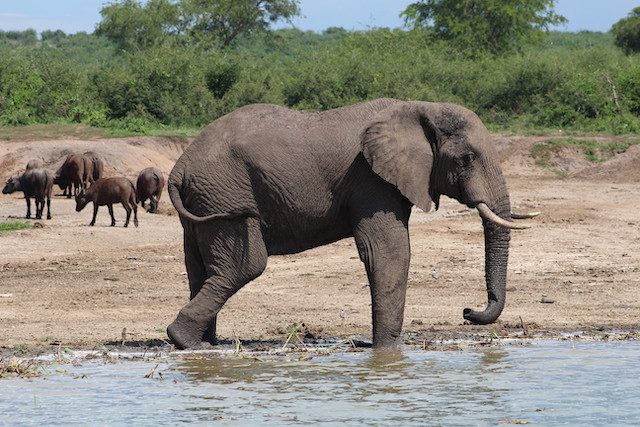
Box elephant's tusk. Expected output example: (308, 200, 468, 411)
(511, 211, 540, 220)
(477, 203, 530, 229)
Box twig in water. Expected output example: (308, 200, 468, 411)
(282, 322, 305, 350)
(144, 364, 159, 379)
(233, 331, 244, 353)
(519, 316, 529, 336)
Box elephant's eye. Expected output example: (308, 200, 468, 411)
(462, 152, 476, 166)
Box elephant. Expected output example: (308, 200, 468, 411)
(166, 98, 535, 350)
(136, 167, 165, 213)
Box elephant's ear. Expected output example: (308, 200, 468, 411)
(361, 104, 440, 212)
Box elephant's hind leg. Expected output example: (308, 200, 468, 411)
(181, 217, 217, 346)
(167, 217, 268, 350)
(351, 200, 411, 349)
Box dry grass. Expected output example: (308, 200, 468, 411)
(0, 358, 45, 378)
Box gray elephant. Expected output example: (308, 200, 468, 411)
(167, 98, 534, 350)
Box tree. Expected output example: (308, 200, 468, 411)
(611, 7, 640, 54)
(96, 0, 181, 52)
(96, 0, 300, 52)
(402, 0, 566, 54)
(181, 0, 300, 48)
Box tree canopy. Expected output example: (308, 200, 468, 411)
(402, 0, 566, 54)
(96, 0, 300, 52)
(611, 7, 640, 54)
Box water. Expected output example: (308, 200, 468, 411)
(1, 340, 639, 425)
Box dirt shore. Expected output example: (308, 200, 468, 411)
(1, 134, 639, 355)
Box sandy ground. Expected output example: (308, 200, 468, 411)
(1, 135, 639, 354)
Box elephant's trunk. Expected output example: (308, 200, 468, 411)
(463, 196, 511, 325)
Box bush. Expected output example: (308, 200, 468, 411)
(612, 7, 640, 54)
(0, 28, 639, 134)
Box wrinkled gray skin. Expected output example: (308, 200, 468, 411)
(167, 98, 517, 350)
(136, 167, 165, 213)
(2, 168, 54, 219)
(75, 177, 138, 227)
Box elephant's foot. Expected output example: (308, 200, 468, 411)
(372, 339, 401, 350)
(203, 324, 217, 346)
(167, 313, 210, 350)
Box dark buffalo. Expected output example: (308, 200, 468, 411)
(2, 168, 53, 219)
(26, 159, 44, 170)
(75, 177, 138, 227)
(136, 167, 165, 213)
(83, 151, 105, 181)
(54, 154, 93, 198)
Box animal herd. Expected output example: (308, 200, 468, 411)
(1, 152, 165, 227)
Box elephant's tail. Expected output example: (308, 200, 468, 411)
(167, 178, 258, 223)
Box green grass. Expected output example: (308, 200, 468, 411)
(0, 124, 110, 141)
(0, 220, 31, 232)
(531, 138, 640, 168)
(0, 123, 200, 142)
(104, 125, 200, 139)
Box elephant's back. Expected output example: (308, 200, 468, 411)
(171, 99, 404, 217)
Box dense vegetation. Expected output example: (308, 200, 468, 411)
(612, 7, 640, 54)
(402, 0, 566, 54)
(0, 23, 639, 135)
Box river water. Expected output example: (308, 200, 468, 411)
(1, 339, 639, 425)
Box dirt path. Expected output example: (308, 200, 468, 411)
(1, 135, 639, 353)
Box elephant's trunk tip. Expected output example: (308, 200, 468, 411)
(462, 301, 504, 325)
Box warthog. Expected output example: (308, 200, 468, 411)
(2, 168, 54, 219)
(75, 177, 138, 227)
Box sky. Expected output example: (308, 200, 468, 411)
(0, 0, 638, 35)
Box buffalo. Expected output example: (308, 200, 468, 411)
(26, 159, 44, 170)
(75, 177, 138, 227)
(54, 154, 93, 198)
(83, 151, 105, 181)
(136, 167, 165, 213)
(2, 168, 53, 219)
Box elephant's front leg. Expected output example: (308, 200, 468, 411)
(352, 208, 411, 349)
